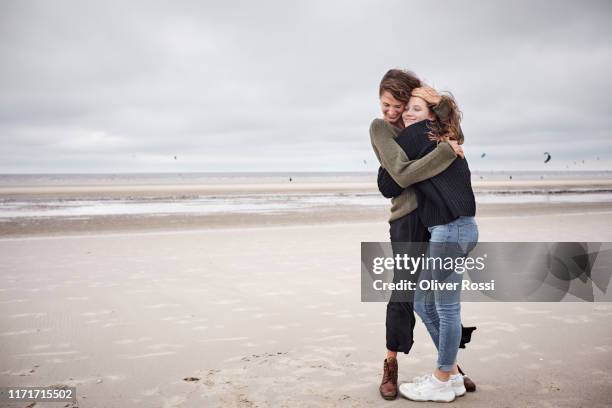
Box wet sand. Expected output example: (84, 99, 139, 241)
(1, 201, 611, 238)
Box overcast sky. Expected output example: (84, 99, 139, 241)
(1, 0, 611, 173)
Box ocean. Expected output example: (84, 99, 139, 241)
(0, 171, 611, 219)
(1, 171, 612, 186)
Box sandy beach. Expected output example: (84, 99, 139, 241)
(1, 180, 612, 407)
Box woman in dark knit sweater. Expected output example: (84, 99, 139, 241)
(379, 93, 478, 403)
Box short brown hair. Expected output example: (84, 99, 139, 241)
(379, 69, 421, 104)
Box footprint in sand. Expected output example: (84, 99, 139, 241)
(146, 303, 182, 309)
(113, 337, 152, 345)
(9, 312, 47, 318)
(1, 328, 51, 336)
(123, 351, 178, 359)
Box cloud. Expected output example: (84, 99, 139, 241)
(0, 0, 611, 173)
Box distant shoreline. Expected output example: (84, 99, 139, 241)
(1, 179, 612, 199)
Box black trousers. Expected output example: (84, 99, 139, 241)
(386, 211, 476, 354)
(386, 211, 430, 353)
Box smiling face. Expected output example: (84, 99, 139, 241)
(402, 96, 435, 127)
(380, 91, 407, 126)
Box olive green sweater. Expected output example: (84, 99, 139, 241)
(370, 105, 459, 222)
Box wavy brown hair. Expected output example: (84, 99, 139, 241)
(426, 92, 464, 145)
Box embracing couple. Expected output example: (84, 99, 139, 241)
(370, 69, 478, 403)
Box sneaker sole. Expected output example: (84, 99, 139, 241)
(405, 395, 456, 403)
(403, 390, 455, 403)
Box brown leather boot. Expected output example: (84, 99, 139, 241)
(379, 357, 398, 400)
(457, 365, 476, 392)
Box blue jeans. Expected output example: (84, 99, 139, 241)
(414, 216, 478, 372)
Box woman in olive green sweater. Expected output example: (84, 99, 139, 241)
(370, 69, 476, 400)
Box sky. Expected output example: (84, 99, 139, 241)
(1, 0, 611, 173)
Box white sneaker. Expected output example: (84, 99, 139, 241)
(399, 374, 455, 403)
(408, 373, 466, 397)
(450, 373, 467, 397)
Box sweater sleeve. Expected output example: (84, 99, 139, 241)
(432, 97, 465, 144)
(369, 118, 458, 188)
(377, 166, 403, 198)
